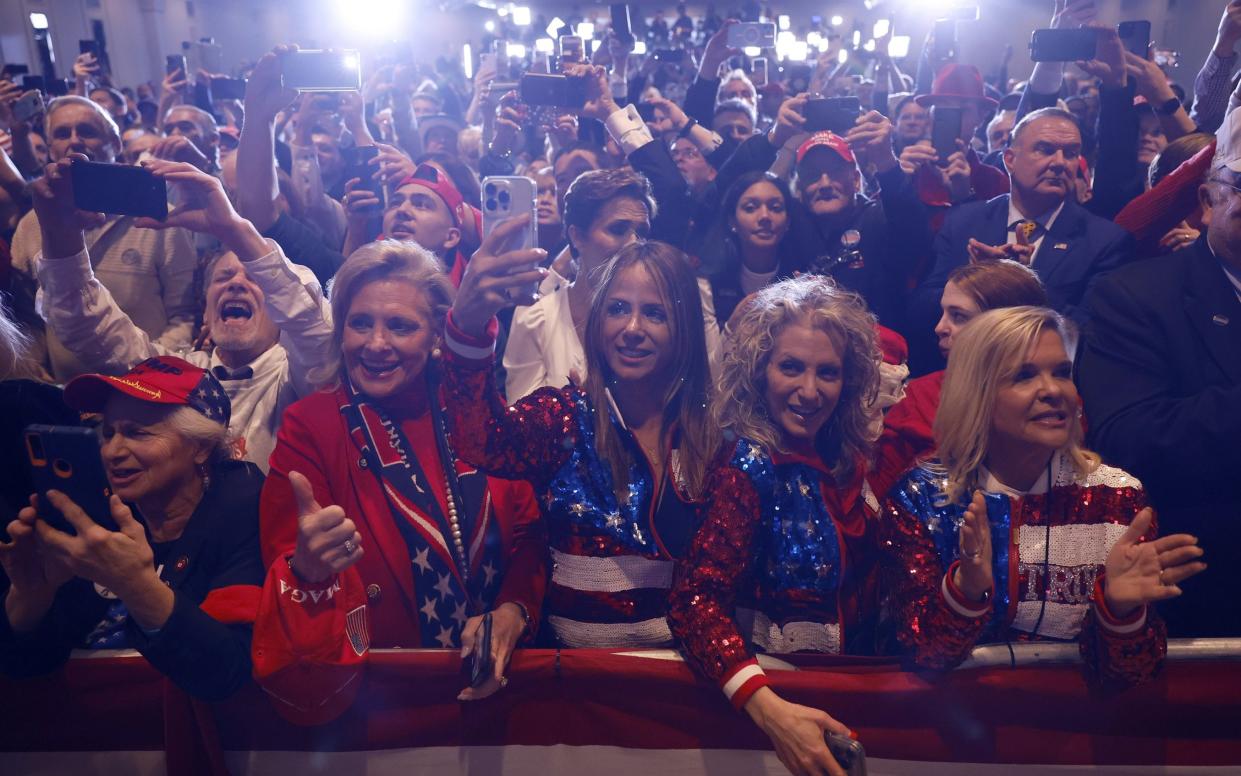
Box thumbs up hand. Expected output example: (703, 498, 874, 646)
(288, 471, 363, 583)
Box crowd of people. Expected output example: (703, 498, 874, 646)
(1, 0, 1238, 773)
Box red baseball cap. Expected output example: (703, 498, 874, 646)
(64, 356, 231, 427)
(916, 64, 999, 109)
(796, 131, 856, 166)
(396, 164, 465, 226)
(251, 561, 369, 726)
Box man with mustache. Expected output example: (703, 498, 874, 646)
(916, 108, 1135, 358)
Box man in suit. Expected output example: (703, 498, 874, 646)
(912, 107, 1134, 372)
(1076, 115, 1241, 638)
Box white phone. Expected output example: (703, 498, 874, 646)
(481, 176, 539, 300)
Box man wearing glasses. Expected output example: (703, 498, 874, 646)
(1077, 110, 1241, 641)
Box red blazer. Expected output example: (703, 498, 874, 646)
(259, 386, 547, 649)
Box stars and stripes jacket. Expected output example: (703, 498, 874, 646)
(255, 382, 545, 716)
(443, 315, 700, 649)
(878, 451, 1166, 688)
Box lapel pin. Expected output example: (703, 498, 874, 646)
(1054, 242, 1069, 250)
(1212, 314, 1230, 326)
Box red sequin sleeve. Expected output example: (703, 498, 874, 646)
(668, 465, 765, 701)
(878, 497, 990, 670)
(1078, 495, 1166, 689)
(441, 313, 577, 485)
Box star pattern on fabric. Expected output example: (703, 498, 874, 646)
(412, 547, 433, 575)
(435, 625, 456, 648)
(451, 600, 469, 627)
(420, 596, 440, 623)
(482, 561, 498, 587)
(434, 572, 455, 601)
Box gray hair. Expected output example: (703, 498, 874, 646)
(45, 96, 122, 153)
(0, 299, 31, 381)
(164, 406, 234, 466)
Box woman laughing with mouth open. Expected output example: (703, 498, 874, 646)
(667, 275, 885, 776)
(879, 306, 1205, 688)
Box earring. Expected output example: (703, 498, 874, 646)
(431, 347, 442, 360)
(198, 463, 211, 491)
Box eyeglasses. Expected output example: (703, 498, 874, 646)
(1209, 177, 1241, 197)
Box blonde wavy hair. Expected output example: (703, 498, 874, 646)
(934, 306, 1098, 503)
(712, 276, 879, 483)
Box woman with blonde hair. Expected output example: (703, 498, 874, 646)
(255, 240, 545, 720)
(880, 306, 1205, 687)
(668, 275, 886, 776)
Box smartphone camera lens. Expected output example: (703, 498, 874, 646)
(485, 183, 497, 197)
(486, 198, 496, 211)
(498, 190, 510, 205)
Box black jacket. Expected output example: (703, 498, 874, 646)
(1076, 236, 1241, 638)
(0, 459, 266, 700)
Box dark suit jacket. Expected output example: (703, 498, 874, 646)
(910, 194, 1135, 374)
(1077, 236, 1241, 637)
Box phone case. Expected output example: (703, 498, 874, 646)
(1029, 28, 1098, 63)
(281, 50, 362, 92)
(827, 733, 867, 776)
(469, 612, 493, 687)
(727, 22, 776, 49)
(931, 106, 964, 165)
(25, 425, 118, 534)
(12, 91, 44, 124)
(481, 177, 539, 300)
(70, 161, 168, 220)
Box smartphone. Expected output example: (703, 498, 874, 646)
(281, 49, 362, 92)
(25, 425, 118, 534)
(1029, 28, 1098, 62)
(808, 97, 861, 134)
(652, 48, 687, 64)
(71, 161, 168, 220)
(195, 39, 224, 74)
(480, 51, 498, 78)
(210, 76, 247, 101)
(826, 733, 867, 776)
(481, 176, 538, 299)
(728, 22, 777, 49)
(465, 612, 493, 688)
(636, 102, 658, 123)
(611, 4, 634, 46)
(751, 57, 769, 87)
(558, 35, 585, 65)
(12, 90, 44, 124)
(79, 40, 101, 58)
(933, 19, 956, 61)
(21, 75, 45, 93)
(519, 73, 587, 108)
(343, 145, 383, 200)
(2, 63, 30, 78)
(166, 54, 187, 77)
(48, 78, 70, 97)
(931, 105, 964, 166)
(1117, 20, 1151, 59)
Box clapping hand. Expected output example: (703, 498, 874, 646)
(1102, 508, 1206, 618)
(953, 491, 994, 602)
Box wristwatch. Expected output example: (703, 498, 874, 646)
(1155, 96, 1181, 116)
(677, 117, 698, 138)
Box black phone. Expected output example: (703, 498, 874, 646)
(342, 145, 383, 199)
(636, 102, 657, 123)
(611, 4, 634, 46)
(21, 75, 45, 93)
(166, 54, 187, 77)
(1118, 20, 1152, 59)
(652, 49, 686, 63)
(70, 160, 168, 220)
(210, 76, 247, 101)
(2, 63, 30, 78)
(466, 612, 493, 688)
(79, 40, 100, 58)
(519, 73, 587, 108)
(47, 78, 70, 97)
(933, 19, 956, 61)
(192, 79, 214, 113)
(804, 97, 860, 135)
(1029, 28, 1098, 62)
(931, 105, 963, 166)
(281, 49, 362, 92)
(826, 733, 867, 776)
(25, 425, 118, 535)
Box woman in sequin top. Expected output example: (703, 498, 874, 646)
(667, 276, 885, 776)
(880, 306, 1206, 688)
(444, 226, 718, 650)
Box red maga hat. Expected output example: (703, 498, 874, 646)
(64, 356, 231, 428)
(796, 131, 856, 166)
(396, 163, 465, 226)
(916, 64, 999, 109)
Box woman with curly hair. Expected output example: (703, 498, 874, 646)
(667, 275, 884, 776)
(880, 306, 1204, 688)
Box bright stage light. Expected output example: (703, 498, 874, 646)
(30, 12, 49, 30)
(889, 35, 911, 57)
(547, 17, 564, 36)
(873, 19, 890, 38)
(838, 49, 849, 64)
(339, 0, 405, 33)
(512, 6, 531, 26)
(830, 15, 844, 26)
(633, 40, 647, 55)
(852, 30, 861, 47)
(863, 39, 876, 52)
(788, 41, 809, 61)
(484, 20, 496, 32)
(744, 46, 761, 57)
(535, 38, 554, 53)
(577, 22, 594, 40)
(462, 44, 473, 79)
(778, 15, 790, 30)
(506, 42, 526, 58)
